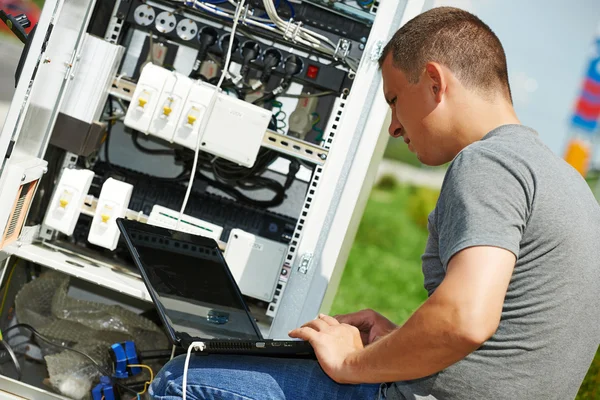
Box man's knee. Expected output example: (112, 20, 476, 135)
(149, 355, 286, 399)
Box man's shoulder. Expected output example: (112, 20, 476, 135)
(446, 125, 548, 180)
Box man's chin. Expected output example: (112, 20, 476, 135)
(416, 153, 444, 167)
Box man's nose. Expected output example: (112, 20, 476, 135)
(388, 118, 403, 138)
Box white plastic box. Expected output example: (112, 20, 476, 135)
(87, 178, 133, 250)
(43, 168, 94, 236)
(225, 229, 288, 302)
(199, 94, 272, 168)
(124, 64, 172, 133)
(147, 205, 223, 240)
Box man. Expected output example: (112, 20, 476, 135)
(150, 7, 600, 399)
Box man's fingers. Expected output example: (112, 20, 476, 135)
(302, 318, 329, 331)
(318, 314, 340, 325)
(334, 312, 370, 329)
(288, 327, 317, 341)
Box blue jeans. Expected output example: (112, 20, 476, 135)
(150, 354, 388, 400)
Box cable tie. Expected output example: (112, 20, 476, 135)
(241, 5, 250, 25)
(283, 19, 303, 42)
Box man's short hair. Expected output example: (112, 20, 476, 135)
(379, 7, 512, 102)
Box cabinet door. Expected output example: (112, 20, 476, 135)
(0, 0, 97, 171)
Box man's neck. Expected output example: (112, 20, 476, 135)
(452, 97, 520, 151)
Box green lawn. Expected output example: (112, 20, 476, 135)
(332, 178, 599, 398)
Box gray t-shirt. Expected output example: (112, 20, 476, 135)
(389, 125, 600, 400)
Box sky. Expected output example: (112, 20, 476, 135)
(425, 0, 600, 159)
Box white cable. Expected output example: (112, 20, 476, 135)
(181, 0, 353, 69)
(185, 0, 348, 68)
(191, 2, 279, 28)
(176, 0, 246, 229)
(182, 341, 206, 400)
(170, 344, 176, 361)
(262, 0, 328, 46)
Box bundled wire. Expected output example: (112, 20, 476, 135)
(261, 0, 336, 52)
(180, 0, 358, 71)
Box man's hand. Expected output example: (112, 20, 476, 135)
(335, 309, 397, 345)
(289, 314, 364, 384)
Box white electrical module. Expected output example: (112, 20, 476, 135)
(147, 205, 223, 240)
(43, 168, 94, 236)
(199, 94, 272, 168)
(87, 178, 133, 250)
(172, 81, 214, 149)
(124, 64, 171, 133)
(148, 72, 191, 142)
(224, 229, 288, 302)
(126, 63, 270, 168)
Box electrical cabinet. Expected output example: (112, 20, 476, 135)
(0, 0, 424, 398)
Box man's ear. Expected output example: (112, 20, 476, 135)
(424, 62, 446, 103)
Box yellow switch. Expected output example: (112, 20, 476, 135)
(138, 97, 148, 108)
(59, 199, 68, 208)
(163, 106, 172, 116)
(187, 115, 197, 125)
(101, 214, 110, 223)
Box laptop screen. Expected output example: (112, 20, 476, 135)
(122, 221, 262, 341)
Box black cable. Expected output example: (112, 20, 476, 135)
(175, 116, 302, 208)
(190, 27, 218, 79)
(0, 339, 21, 381)
(239, 41, 260, 80)
(253, 55, 301, 105)
(260, 49, 282, 85)
(103, 97, 114, 166)
(2, 324, 139, 396)
(197, 170, 285, 208)
(102, 97, 188, 182)
(131, 131, 176, 156)
(284, 159, 300, 190)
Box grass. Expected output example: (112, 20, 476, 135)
(332, 178, 599, 398)
(384, 139, 421, 167)
(331, 183, 429, 323)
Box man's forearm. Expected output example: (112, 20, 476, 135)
(343, 296, 483, 384)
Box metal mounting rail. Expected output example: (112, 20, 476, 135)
(109, 78, 329, 165)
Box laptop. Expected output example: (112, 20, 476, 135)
(116, 218, 314, 357)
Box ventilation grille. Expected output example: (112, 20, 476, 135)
(1, 181, 38, 249)
(207, 341, 254, 351)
